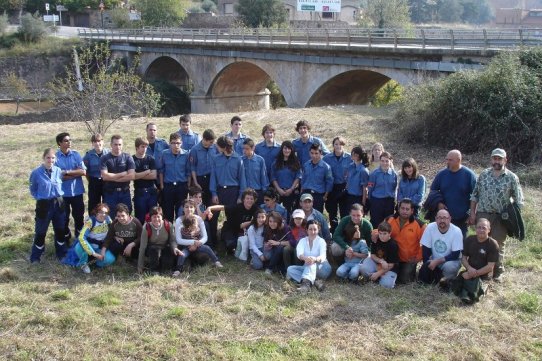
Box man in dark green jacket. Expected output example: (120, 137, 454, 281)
(331, 203, 373, 266)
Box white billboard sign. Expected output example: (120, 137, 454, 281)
(297, 0, 341, 12)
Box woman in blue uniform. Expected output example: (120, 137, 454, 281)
(29, 148, 67, 263)
(271, 141, 302, 217)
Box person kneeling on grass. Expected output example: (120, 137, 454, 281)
(286, 220, 332, 293)
(452, 218, 499, 305)
(173, 200, 222, 276)
(101, 203, 142, 266)
(63, 203, 115, 274)
(248, 208, 267, 270)
(335, 222, 369, 283)
(359, 221, 399, 288)
(138, 206, 178, 274)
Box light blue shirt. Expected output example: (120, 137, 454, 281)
(158, 149, 190, 183)
(146, 138, 169, 163)
(301, 159, 333, 194)
(242, 153, 269, 191)
(323, 152, 352, 184)
(189, 141, 219, 176)
(29, 165, 64, 200)
(210, 153, 247, 198)
(83, 148, 110, 179)
(292, 136, 330, 165)
(346, 162, 370, 196)
(255, 141, 281, 177)
(398, 176, 426, 206)
(225, 131, 248, 156)
(178, 129, 201, 151)
(271, 161, 302, 189)
(55, 149, 86, 197)
(368, 167, 398, 199)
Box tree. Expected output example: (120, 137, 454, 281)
(359, 0, 412, 29)
(50, 42, 161, 136)
(134, 0, 189, 27)
(2, 72, 30, 114)
(201, 0, 217, 13)
(236, 0, 287, 28)
(110, 7, 133, 28)
(17, 12, 47, 43)
(436, 0, 462, 23)
(460, 0, 492, 24)
(409, 0, 436, 23)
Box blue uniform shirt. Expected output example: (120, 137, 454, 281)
(323, 152, 352, 184)
(271, 161, 302, 189)
(225, 131, 248, 156)
(301, 159, 334, 194)
(255, 141, 281, 177)
(292, 136, 330, 165)
(260, 202, 288, 220)
(346, 163, 370, 196)
(83, 148, 110, 179)
(242, 153, 269, 191)
(29, 165, 64, 200)
(55, 149, 86, 197)
(368, 167, 398, 199)
(177, 129, 201, 151)
(189, 142, 219, 176)
(158, 149, 190, 183)
(145, 138, 169, 162)
(210, 153, 247, 198)
(398, 176, 426, 206)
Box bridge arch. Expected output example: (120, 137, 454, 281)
(143, 56, 192, 91)
(306, 69, 392, 107)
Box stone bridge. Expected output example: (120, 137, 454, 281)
(80, 28, 537, 113)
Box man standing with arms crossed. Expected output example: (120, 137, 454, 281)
(100, 135, 135, 219)
(468, 148, 524, 282)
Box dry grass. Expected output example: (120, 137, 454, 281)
(0, 105, 541, 360)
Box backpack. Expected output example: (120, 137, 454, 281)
(145, 220, 171, 238)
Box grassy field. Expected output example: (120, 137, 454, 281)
(0, 106, 540, 360)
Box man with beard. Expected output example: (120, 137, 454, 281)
(419, 209, 463, 287)
(468, 148, 523, 282)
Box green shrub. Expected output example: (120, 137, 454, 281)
(394, 49, 542, 164)
(110, 8, 132, 29)
(18, 13, 48, 43)
(371, 80, 403, 107)
(201, 0, 218, 13)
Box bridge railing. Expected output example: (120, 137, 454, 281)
(77, 27, 542, 50)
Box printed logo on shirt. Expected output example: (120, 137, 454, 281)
(434, 239, 447, 254)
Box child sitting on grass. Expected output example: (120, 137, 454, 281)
(359, 221, 399, 288)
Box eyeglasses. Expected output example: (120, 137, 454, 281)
(97, 211, 108, 215)
(170, 142, 181, 145)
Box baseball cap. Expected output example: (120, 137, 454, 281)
(292, 209, 305, 219)
(300, 193, 313, 202)
(491, 148, 507, 158)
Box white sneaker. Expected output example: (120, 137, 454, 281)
(172, 270, 181, 278)
(214, 261, 224, 268)
(81, 264, 91, 274)
(264, 269, 273, 275)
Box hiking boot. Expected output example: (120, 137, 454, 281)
(314, 279, 326, 292)
(493, 274, 504, 283)
(81, 264, 91, 274)
(297, 279, 311, 293)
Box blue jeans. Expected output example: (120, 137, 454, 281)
(31, 198, 67, 262)
(336, 261, 361, 280)
(263, 245, 284, 273)
(286, 261, 332, 284)
(359, 258, 397, 288)
(250, 247, 265, 270)
(176, 244, 219, 269)
(133, 187, 158, 224)
(103, 190, 132, 219)
(74, 242, 115, 267)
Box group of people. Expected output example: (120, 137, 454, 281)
(29, 114, 524, 303)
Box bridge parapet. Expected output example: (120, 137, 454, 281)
(79, 27, 542, 54)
